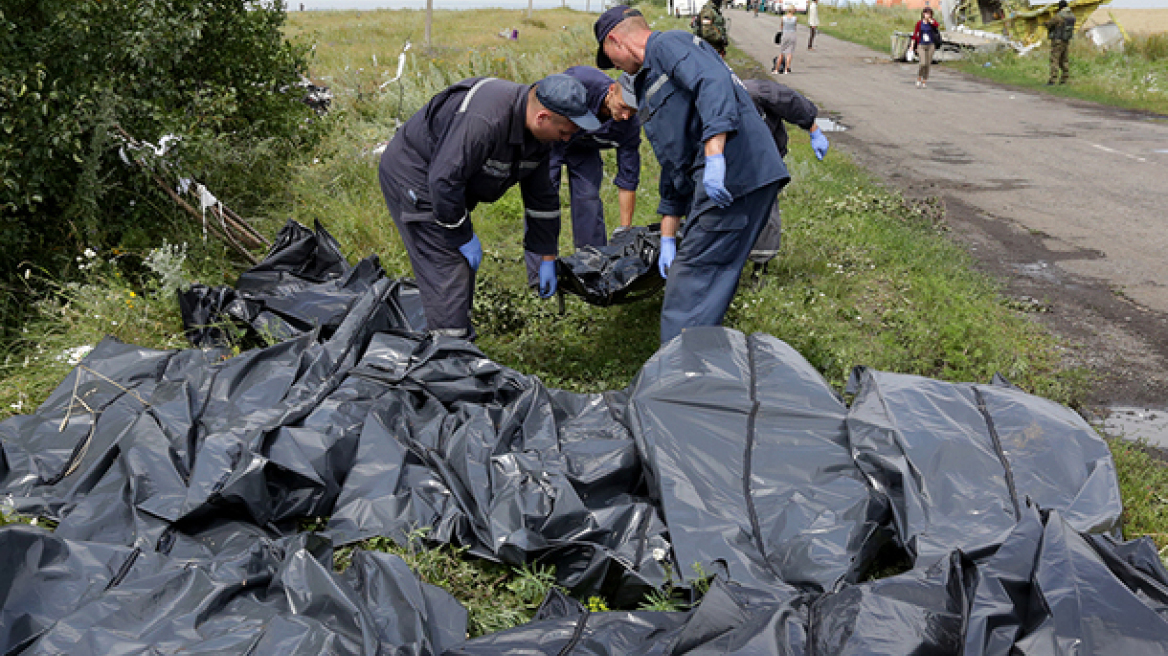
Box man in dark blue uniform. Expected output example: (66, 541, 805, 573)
(378, 74, 599, 339)
(526, 66, 641, 284)
(594, 6, 789, 345)
(742, 77, 829, 267)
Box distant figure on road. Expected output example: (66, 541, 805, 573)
(807, 0, 820, 50)
(910, 7, 941, 88)
(774, 5, 798, 74)
(1045, 0, 1076, 85)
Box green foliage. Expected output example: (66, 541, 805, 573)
(338, 532, 560, 637)
(0, 0, 317, 281)
(0, 243, 196, 422)
(1109, 438, 1168, 552)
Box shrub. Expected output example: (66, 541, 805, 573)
(0, 0, 317, 280)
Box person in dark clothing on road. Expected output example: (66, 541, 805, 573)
(525, 66, 641, 284)
(1045, 0, 1075, 85)
(595, 5, 789, 345)
(378, 74, 599, 340)
(742, 77, 828, 270)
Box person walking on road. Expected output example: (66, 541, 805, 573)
(378, 74, 599, 340)
(807, 0, 820, 50)
(910, 7, 942, 88)
(594, 5, 789, 345)
(525, 66, 641, 285)
(774, 5, 798, 74)
(742, 77, 829, 271)
(1045, 0, 1075, 85)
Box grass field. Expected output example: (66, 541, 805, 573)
(3, 1, 1167, 635)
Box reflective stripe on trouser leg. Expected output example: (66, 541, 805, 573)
(660, 181, 781, 345)
(566, 148, 607, 249)
(391, 214, 475, 337)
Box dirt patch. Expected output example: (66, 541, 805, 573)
(1085, 7, 1168, 35)
(829, 123, 1168, 414)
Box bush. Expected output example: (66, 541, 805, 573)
(0, 0, 317, 280)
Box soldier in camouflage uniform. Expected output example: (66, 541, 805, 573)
(694, 0, 729, 56)
(1045, 0, 1075, 85)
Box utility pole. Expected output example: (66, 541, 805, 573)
(425, 0, 433, 48)
(528, 0, 533, 19)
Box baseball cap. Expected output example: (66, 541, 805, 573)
(594, 5, 642, 69)
(535, 74, 601, 131)
(617, 72, 638, 109)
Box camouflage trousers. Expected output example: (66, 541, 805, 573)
(1049, 40, 1069, 84)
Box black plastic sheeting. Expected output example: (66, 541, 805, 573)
(0, 525, 465, 655)
(555, 225, 664, 306)
(451, 504, 1168, 655)
(179, 219, 426, 347)
(846, 366, 1123, 568)
(1, 259, 1158, 656)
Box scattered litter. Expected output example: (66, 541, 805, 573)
(815, 117, 848, 132)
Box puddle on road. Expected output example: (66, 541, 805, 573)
(816, 117, 848, 132)
(1095, 406, 1168, 449)
(1013, 260, 1061, 283)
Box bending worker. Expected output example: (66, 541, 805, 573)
(594, 5, 789, 345)
(525, 66, 641, 283)
(378, 74, 599, 340)
(742, 77, 829, 268)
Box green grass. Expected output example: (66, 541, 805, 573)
(2, 3, 1166, 628)
(817, 4, 1168, 116)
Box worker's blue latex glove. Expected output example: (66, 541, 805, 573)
(658, 236, 676, 279)
(538, 259, 557, 298)
(810, 129, 830, 160)
(458, 233, 483, 272)
(703, 154, 733, 207)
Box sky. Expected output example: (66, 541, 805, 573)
(296, 0, 1166, 10)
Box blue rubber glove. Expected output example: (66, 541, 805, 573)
(538, 259, 557, 298)
(703, 154, 733, 208)
(458, 233, 483, 272)
(658, 236, 676, 279)
(810, 129, 830, 160)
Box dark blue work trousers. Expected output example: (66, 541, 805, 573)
(381, 183, 475, 338)
(661, 180, 782, 345)
(551, 146, 609, 249)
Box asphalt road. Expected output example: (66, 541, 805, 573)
(726, 10, 1168, 408)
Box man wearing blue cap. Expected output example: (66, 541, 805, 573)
(594, 6, 789, 345)
(378, 74, 599, 340)
(526, 67, 641, 284)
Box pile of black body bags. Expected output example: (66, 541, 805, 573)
(2, 221, 1166, 655)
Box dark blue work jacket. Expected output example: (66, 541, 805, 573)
(742, 78, 818, 158)
(558, 66, 641, 191)
(380, 77, 561, 254)
(635, 31, 787, 217)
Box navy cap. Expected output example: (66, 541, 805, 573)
(536, 74, 601, 131)
(617, 72, 638, 109)
(594, 5, 642, 69)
